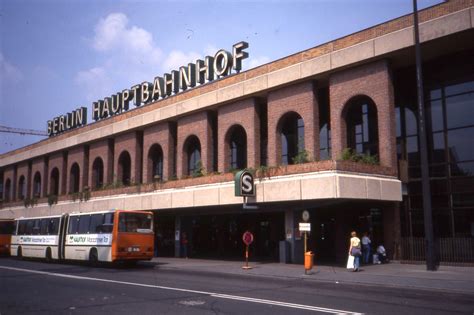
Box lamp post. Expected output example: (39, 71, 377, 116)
(413, 0, 436, 271)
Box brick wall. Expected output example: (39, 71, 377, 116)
(47, 152, 66, 196)
(88, 139, 113, 189)
(177, 111, 213, 177)
(66, 146, 88, 193)
(143, 122, 175, 182)
(329, 59, 397, 168)
(114, 132, 142, 184)
(15, 162, 29, 199)
(31, 157, 47, 198)
(217, 98, 260, 172)
(2, 166, 15, 201)
(267, 81, 319, 166)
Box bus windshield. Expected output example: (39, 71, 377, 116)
(118, 213, 153, 233)
(0, 221, 14, 234)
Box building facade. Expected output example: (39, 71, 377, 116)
(1, 0, 473, 264)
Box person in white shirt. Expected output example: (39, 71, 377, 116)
(361, 232, 371, 264)
(377, 245, 388, 264)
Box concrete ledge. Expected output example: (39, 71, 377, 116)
(420, 9, 471, 42)
(0, 170, 402, 219)
(375, 27, 414, 56)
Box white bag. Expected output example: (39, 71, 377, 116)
(373, 254, 379, 264)
(346, 255, 354, 269)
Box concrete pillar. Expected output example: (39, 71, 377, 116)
(284, 209, 294, 263)
(384, 203, 401, 260)
(174, 216, 181, 258)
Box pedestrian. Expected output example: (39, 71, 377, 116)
(181, 232, 188, 259)
(348, 231, 362, 272)
(376, 244, 388, 264)
(361, 232, 371, 264)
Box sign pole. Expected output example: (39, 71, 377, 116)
(242, 231, 254, 270)
(304, 231, 307, 254)
(245, 245, 249, 268)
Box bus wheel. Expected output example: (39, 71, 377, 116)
(46, 248, 52, 262)
(89, 248, 98, 265)
(17, 247, 22, 259)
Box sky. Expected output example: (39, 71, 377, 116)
(0, 0, 442, 154)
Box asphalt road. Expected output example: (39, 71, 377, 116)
(0, 258, 472, 315)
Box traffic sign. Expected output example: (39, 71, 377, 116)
(299, 222, 311, 232)
(242, 231, 254, 245)
(302, 210, 310, 222)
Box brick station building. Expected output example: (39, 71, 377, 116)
(1, 0, 473, 264)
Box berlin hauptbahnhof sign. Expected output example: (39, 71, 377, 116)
(47, 42, 249, 137)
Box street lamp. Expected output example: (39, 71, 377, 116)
(412, 0, 436, 271)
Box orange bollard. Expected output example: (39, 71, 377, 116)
(304, 251, 314, 274)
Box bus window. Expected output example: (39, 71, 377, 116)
(89, 214, 103, 233)
(118, 212, 152, 233)
(78, 215, 91, 234)
(102, 213, 114, 233)
(49, 218, 59, 235)
(40, 219, 49, 235)
(18, 221, 27, 235)
(25, 220, 34, 235)
(0, 221, 14, 234)
(68, 216, 80, 234)
(32, 219, 41, 235)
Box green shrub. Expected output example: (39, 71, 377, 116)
(292, 150, 310, 164)
(340, 148, 378, 165)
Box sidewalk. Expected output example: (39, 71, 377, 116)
(151, 257, 474, 295)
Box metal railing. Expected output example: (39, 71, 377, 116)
(401, 237, 474, 264)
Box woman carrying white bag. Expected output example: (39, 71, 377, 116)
(347, 231, 362, 272)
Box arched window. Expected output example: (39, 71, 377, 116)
(50, 168, 60, 196)
(69, 163, 80, 193)
(92, 158, 104, 189)
(4, 179, 11, 202)
(33, 172, 41, 198)
(118, 151, 132, 185)
(226, 125, 247, 170)
(148, 144, 163, 182)
(279, 112, 305, 165)
(184, 136, 201, 176)
(345, 96, 379, 156)
(18, 176, 26, 200)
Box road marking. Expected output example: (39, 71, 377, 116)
(0, 265, 361, 314)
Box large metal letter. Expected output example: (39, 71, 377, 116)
(233, 41, 249, 72)
(214, 49, 232, 77)
(196, 56, 214, 84)
(179, 63, 196, 91)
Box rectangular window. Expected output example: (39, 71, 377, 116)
(18, 221, 27, 235)
(451, 161, 474, 177)
(49, 218, 60, 235)
(89, 214, 104, 234)
(445, 81, 474, 97)
(32, 220, 41, 235)
(445, 93, 474, 129)
(40, 219, 49, 235)
(0, 221, 14, 234)
(447, 127, 474, 162)
(68, 216, 80, 234)
(118, 212, 152, 233)
(78, 215, 91, 234)
(103, 213, 114, 233)
(25, 220, 34, 235)
(427, 100, 443, 132)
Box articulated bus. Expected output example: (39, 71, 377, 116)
(0, 219, 15, 256)
(10, 210, 154, 264)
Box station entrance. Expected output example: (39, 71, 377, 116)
(154, 211, 285, 261)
